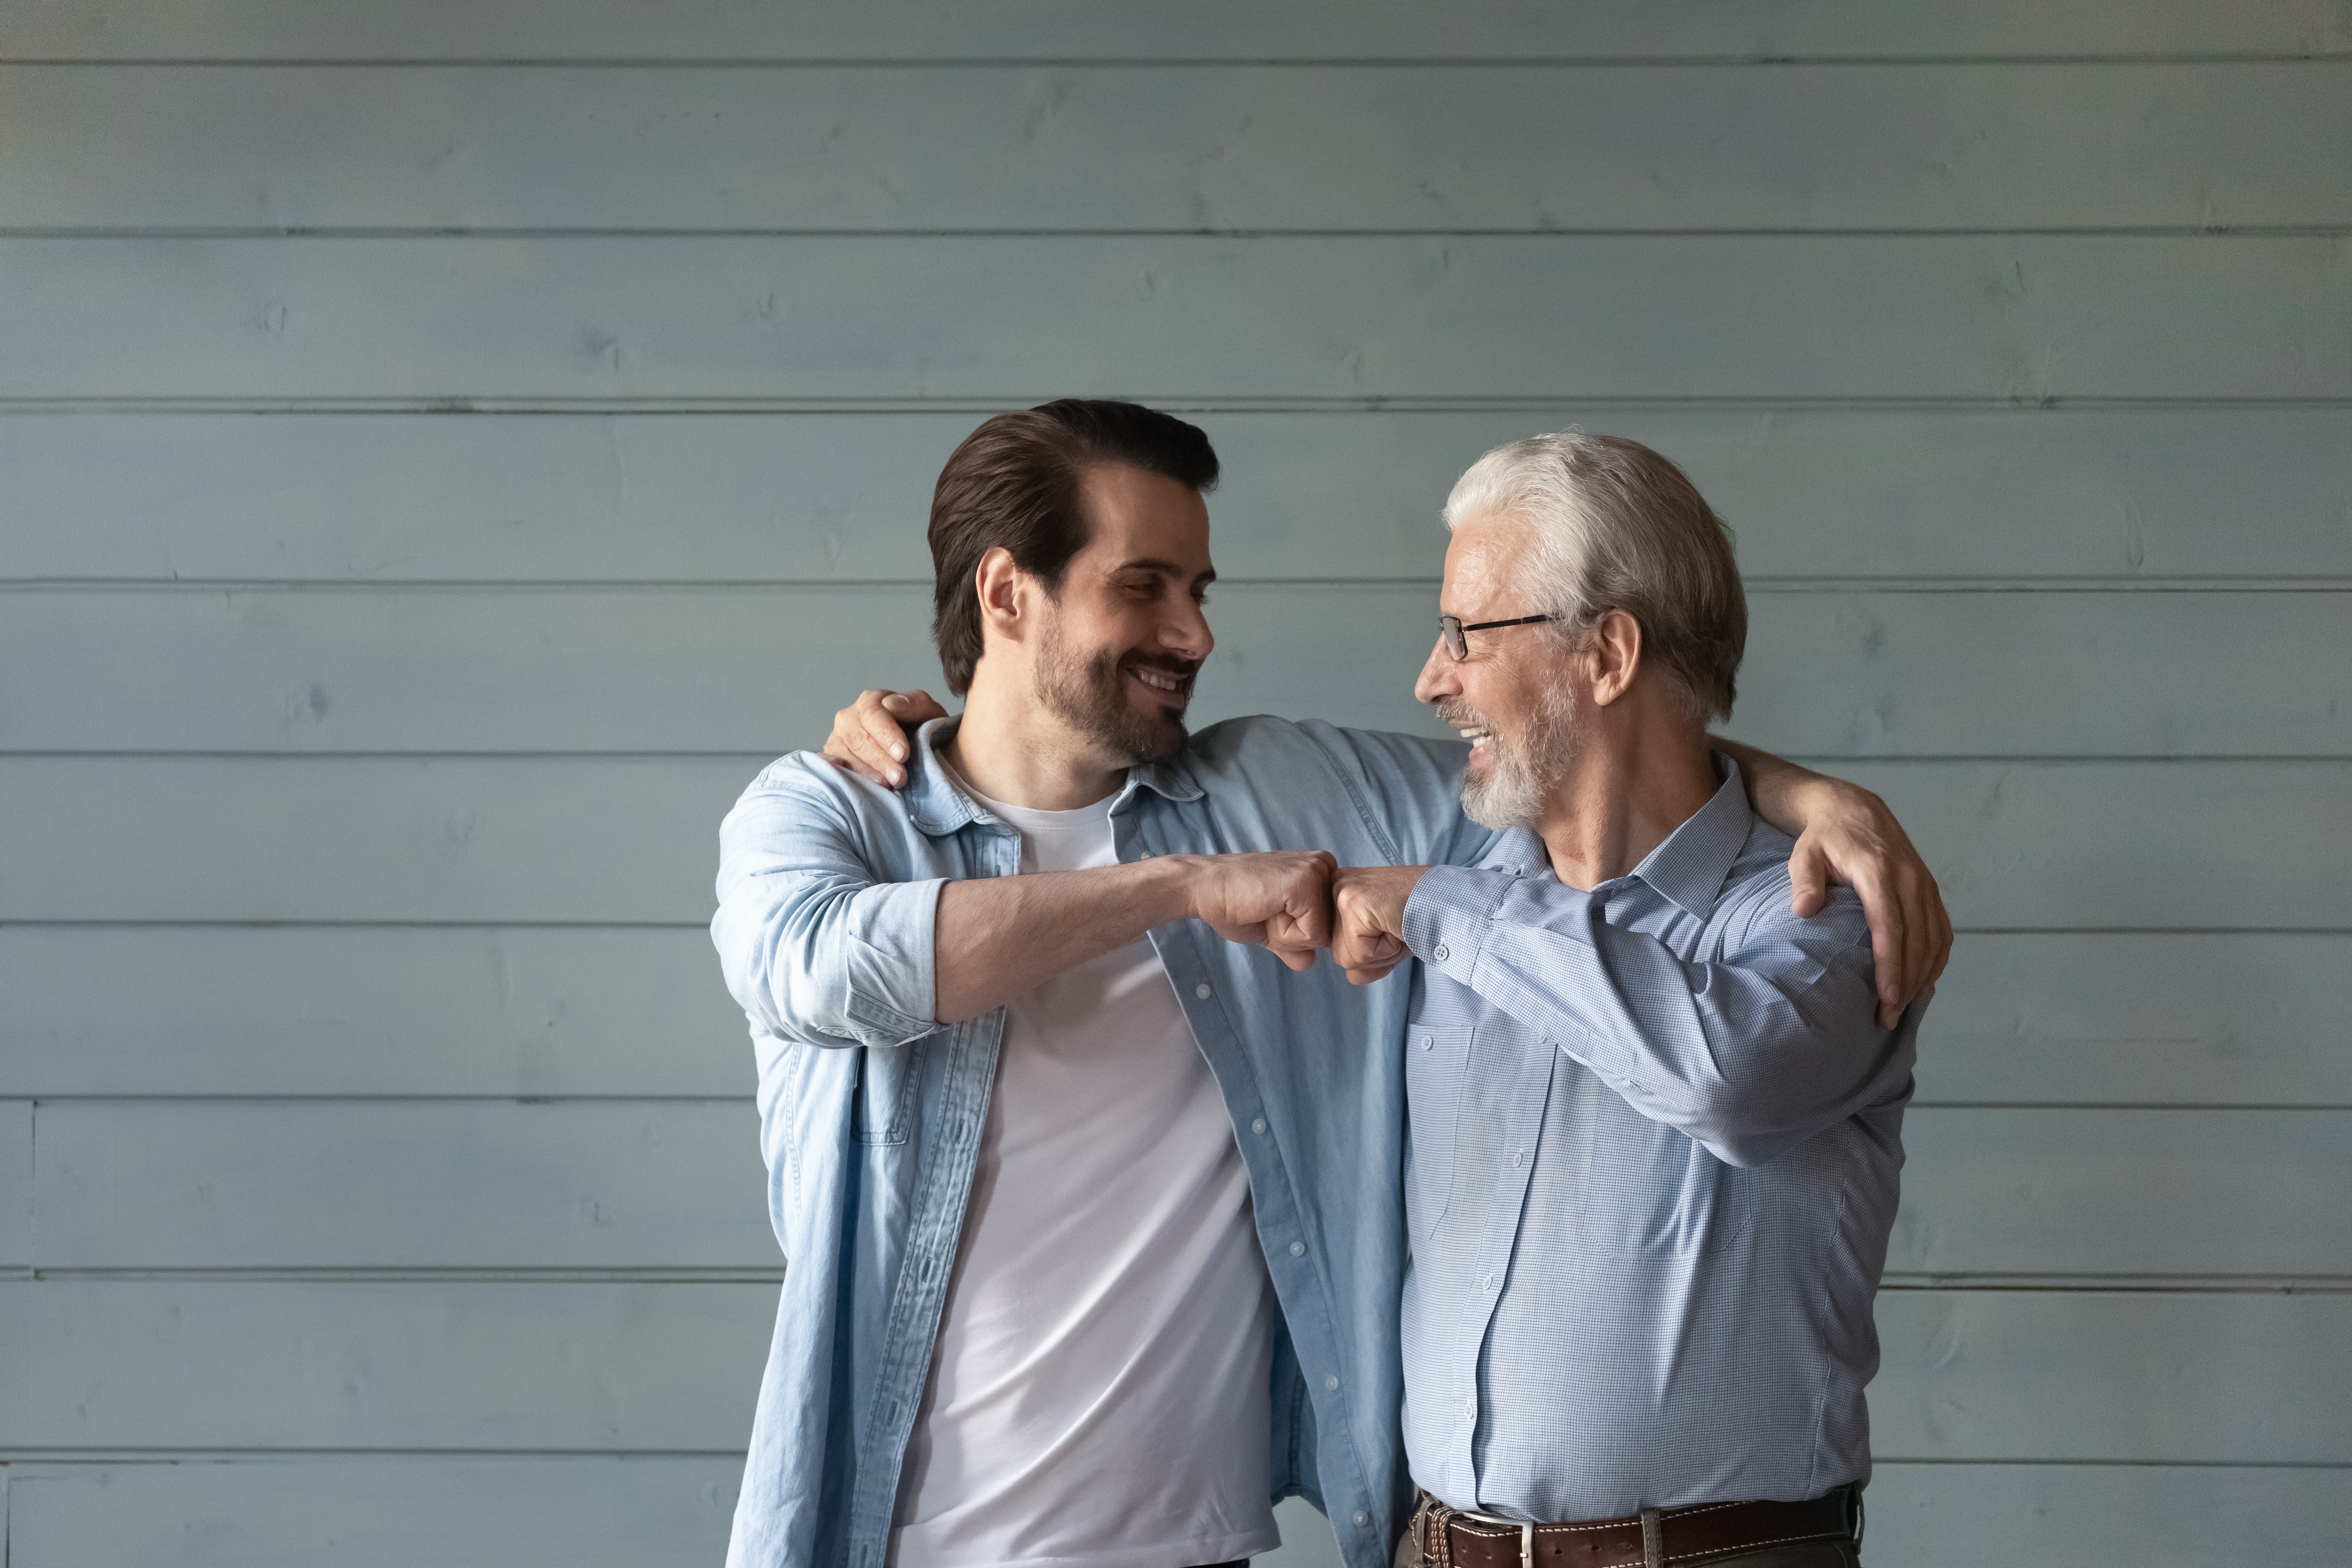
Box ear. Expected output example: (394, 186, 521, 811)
(973, 547, 1032, 647)
(1586, 608, 1645, 707)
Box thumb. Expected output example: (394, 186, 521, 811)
(1787, 838, 1829, 918)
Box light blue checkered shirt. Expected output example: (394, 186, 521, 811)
(1396, 759, 1920, 1522)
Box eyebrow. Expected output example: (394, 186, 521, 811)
(1110, 557, 1216, 586)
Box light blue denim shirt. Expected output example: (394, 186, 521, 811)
(1395, 760, 1920, 1522)
(711, 715, 1490, 1568)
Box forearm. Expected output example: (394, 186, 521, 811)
(1405, 869, 1903, 1163)
(934, 857, 1198, 1023)
(1712, 738, 1855, 839)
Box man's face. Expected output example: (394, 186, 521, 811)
(1028, 463, 1216, 766)
(1413, 512, 1582, 830)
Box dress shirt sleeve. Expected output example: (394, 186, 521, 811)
(1401, 865, 1912, 1167)
(711, 756, 948, 1050)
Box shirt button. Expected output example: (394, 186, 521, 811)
(1419, 1035, 1433, 1051)
(1432, 942, 1449, 962)
(1511, 1149, 1526, 1168)
(1354, 1511, 1371, 1528)
(1480, 1273, 1496, 1292)
(1194, 983, 1212, 1000)
(1289, 1241, 1306, 1257)
(1463, 1397, 1477, 1421)
(1325, 1375, 1340, 1391)
(1252, 1117, 1268, 1135)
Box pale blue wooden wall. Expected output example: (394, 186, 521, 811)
(3, 3, 2349, 1562)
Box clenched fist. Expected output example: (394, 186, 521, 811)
(1180, 850, 1339, 972)
(1331, 864, 1431, 985)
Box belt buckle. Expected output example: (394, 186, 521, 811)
(1453, 1508, 1535, 1568)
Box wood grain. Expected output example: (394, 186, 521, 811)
(8, 64, 2346, 232)
(9, 408, 2347, 584)
(8, 235, 2347, 401)
(9, 585, 2345, 756)
(5, 0, 2343, 62)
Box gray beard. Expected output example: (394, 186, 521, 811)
(1032, 621, 1191, 766)
(1459, 690, 1577, 831)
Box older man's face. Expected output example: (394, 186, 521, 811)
(1413, 512, 1582, 829)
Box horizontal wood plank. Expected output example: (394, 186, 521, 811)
(1889, 1108, 2352, 1276)
(0, 1279, 770, 1450)
(5, 1458, 2345, 1568)
(0, 1281, 2341, 1460)
(26, 1101, 2350, 1277)
(2, 1458, 743, 1568)
(32, 1101, 776, 1270)
(8, 236, 2347, 401)
(9, 930, 2345, 1105)
(1916, 933, 2352, 1107)
(0, 1100, 29, 1266)
(9, 64, 2347, 232)
(4, 0, 2342, 61)
(1869, 1289, 2351, 1462)
(8, 408, 2348, 584)
(9, 585, 2346, 758)
(1863, 1463, 2352, 1568)
(2, 757, 2345, 927)
(0, 927, 753, 1097)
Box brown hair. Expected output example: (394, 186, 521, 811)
(927, 400, 1220, 695)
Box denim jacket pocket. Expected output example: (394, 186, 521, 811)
(852, 1038, 928, 1146)
(1405, 1022, 1474, 1241)
(1578, 1092, 1752, 1257)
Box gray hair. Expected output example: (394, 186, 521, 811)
(1443, 431, 1745, 723)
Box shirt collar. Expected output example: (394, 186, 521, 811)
(1625, 754, 1755, 920)
(901, 715, 1203, 837)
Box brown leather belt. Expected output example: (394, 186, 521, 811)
(1412, 1488, 1855, 1568)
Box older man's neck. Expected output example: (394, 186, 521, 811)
(945, 662, 1130, 812)
(1533, 719, 1720, 892)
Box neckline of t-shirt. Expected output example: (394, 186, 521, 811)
(940, 754, 1120, 833)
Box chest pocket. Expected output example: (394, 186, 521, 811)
(852, 1038, 927, 1145)
(1405, 1023, 1474, 1241)
(1575, 1063, 1753, 1258)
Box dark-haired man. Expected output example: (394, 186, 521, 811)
(715, 403, 1946, 1568)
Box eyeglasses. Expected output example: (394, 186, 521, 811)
(1440, 613, 1558, 661)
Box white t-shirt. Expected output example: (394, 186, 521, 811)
(888, 774, 1279, 1568)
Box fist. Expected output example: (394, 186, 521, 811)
(1331, 865, 1429, 985)
(1185, 851, 1339, 973)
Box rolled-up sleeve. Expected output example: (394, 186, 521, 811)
(712, 758, 948, 1050)
(1403, 866, 1911, 1166)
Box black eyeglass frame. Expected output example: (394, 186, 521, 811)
(1440, 612, 1559, 661)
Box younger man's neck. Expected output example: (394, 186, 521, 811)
(945, 665, 1129, 812)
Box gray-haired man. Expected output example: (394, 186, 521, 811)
(1332, 435, 1919, 1568)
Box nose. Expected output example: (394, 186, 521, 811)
(1161, 590, 1214, 664)
(1412, 634, 1455, 706)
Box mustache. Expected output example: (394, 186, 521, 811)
(1437, 700, 1492, 732)
(1122, 652, 1202, 684)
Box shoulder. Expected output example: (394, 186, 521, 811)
(723, 751, 908, 838)
(1715, 819, 1871, 955)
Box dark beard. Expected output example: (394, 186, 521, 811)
(1033, 627, 1194, 765)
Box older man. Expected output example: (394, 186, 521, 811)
(1331, 435, 1917, 1568)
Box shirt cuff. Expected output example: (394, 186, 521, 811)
(1401, 865, 1517, 984)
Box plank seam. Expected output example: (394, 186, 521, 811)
(6, 396, 2352, 415)
(5, 577, 2349, 593)
(6, 226, 2350, 240)
(4, 54, 2348, 67)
